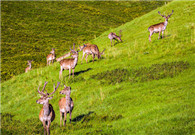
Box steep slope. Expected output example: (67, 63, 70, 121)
(1, 1, 194, 134)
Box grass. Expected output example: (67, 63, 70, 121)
(1, 0, 195, 135)
(1, 1, 165, 81)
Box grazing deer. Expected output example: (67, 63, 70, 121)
(56, 52, 71, 62)
(47, 48, 56, 66)
(108, 30, 122, 47)
(59, 84, 74, 127)
(59, 43, 85, 79)
(80, 43, 105, 64)
(36, 81, 60, 135)
(148, 10, 174, 42)
(25, 60, 32, 73)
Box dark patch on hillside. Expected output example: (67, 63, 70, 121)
(90, 61, 190, 85)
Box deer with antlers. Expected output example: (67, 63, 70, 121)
(80, 43, 105, 64)
(25, 60, 33, 73)
(59, 84, 74, 127)
(36, 81, 60, 135)
(47, 48, 56, 66)
(108, 30, 122, 47)
(59, 43, 86, 79)
(148, 10, 174, 42)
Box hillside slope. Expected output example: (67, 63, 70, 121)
(1, 1, 195, 135)
(1, 1, 165, 81)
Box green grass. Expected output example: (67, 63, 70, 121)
(1, 1, 165, 81)
(1, 0, 195, 135)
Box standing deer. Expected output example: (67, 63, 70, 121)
(47, 48, 56, 66)
(59, 43, 85, 79)
(59, 84, 74, 127)
(148, 10, 174, 42)
(108, 30, 122, 47)
(80, 43, 105, 64)
(25, 60, 32, 73)
(36, 81, 60, 135)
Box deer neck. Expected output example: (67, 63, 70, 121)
(65, 93, 71, 111)
(29, 64, 31, 69)
(72, 56, 78, 68)
(164, 20, 168, 29)
(43, 102, 50, 116)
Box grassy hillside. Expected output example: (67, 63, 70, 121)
(1, 1, 165, 81)
(1, 0, 195, 135)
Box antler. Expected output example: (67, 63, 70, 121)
(168, 10, 174, 18)
(37, 81, 48, 96)
(48, 82, 61, 96)
(119, 30, 122, 37)
(101, 49, 106, 55)
(70, 43, 76, 52)
(73, 43, 75, 51)
(158, 11, 166, 18)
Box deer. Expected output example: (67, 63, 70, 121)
(80, 43, 105, 64)
(47, 48, 56, 66)
(148, 10, 174, 42)
(36, 81, 60, 135)
(59, 84, 74, 127)
(25, 60, 32, 73)
(108, 30, 122, 47)
(59, 43, 86, 79)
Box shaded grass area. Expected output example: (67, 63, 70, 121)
(91, 61, 190, 85)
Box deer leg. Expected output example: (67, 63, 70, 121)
(149, 31, 153, 42)
(158, 31, 161, 39)
(110, 39, 112, 47)
(85, 54, 89, 63)
(47, 121, 51, 135)
(81, 52, 85, 64)
(70, 111, 72, 124)
(60, 111, 62, 127)
(72, 68, 74, 78)
(162, 31, 164, 38)
(59, 66, 63, 79)
(64, 112, 67, 126)
(69, 68, 71, 79)
(42, 121, 47, 135)
(92, 53, 95, 63)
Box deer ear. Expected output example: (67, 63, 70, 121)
(48, 96, 53, 100)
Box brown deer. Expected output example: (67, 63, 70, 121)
(80, 43, 105, 64)
(25, 60, 32, 73)
(148, 10, 174, 42)
(47, 48, 56, 66)
(36, 81, 60, 135)
(59, 84, 74, 127)
(108, 30, 122, 47)
(59, 43, 86, 79)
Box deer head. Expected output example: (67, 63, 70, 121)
(50, 48, 55, 54)
(59, 85, 71, 95)
(158, 10, 174, 22)
(36, 81, 60, 104)
(70, 43, 86, 58)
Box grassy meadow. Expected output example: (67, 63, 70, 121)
(1, 1, 165, 81)
(1, 0, 195, 135)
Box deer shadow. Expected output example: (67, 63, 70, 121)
(73, 68, 92, 76)
(72, 111, 94, 122)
